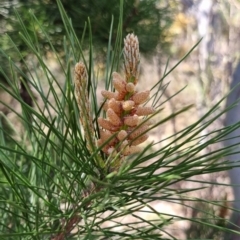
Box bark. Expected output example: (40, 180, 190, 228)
(224, 62, 240, 240)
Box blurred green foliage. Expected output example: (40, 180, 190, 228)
(1, 0, 174, 58)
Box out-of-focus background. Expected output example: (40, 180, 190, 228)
(0, 0, 240, 238)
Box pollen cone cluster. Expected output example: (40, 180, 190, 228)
(98, 34, 155, 162)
